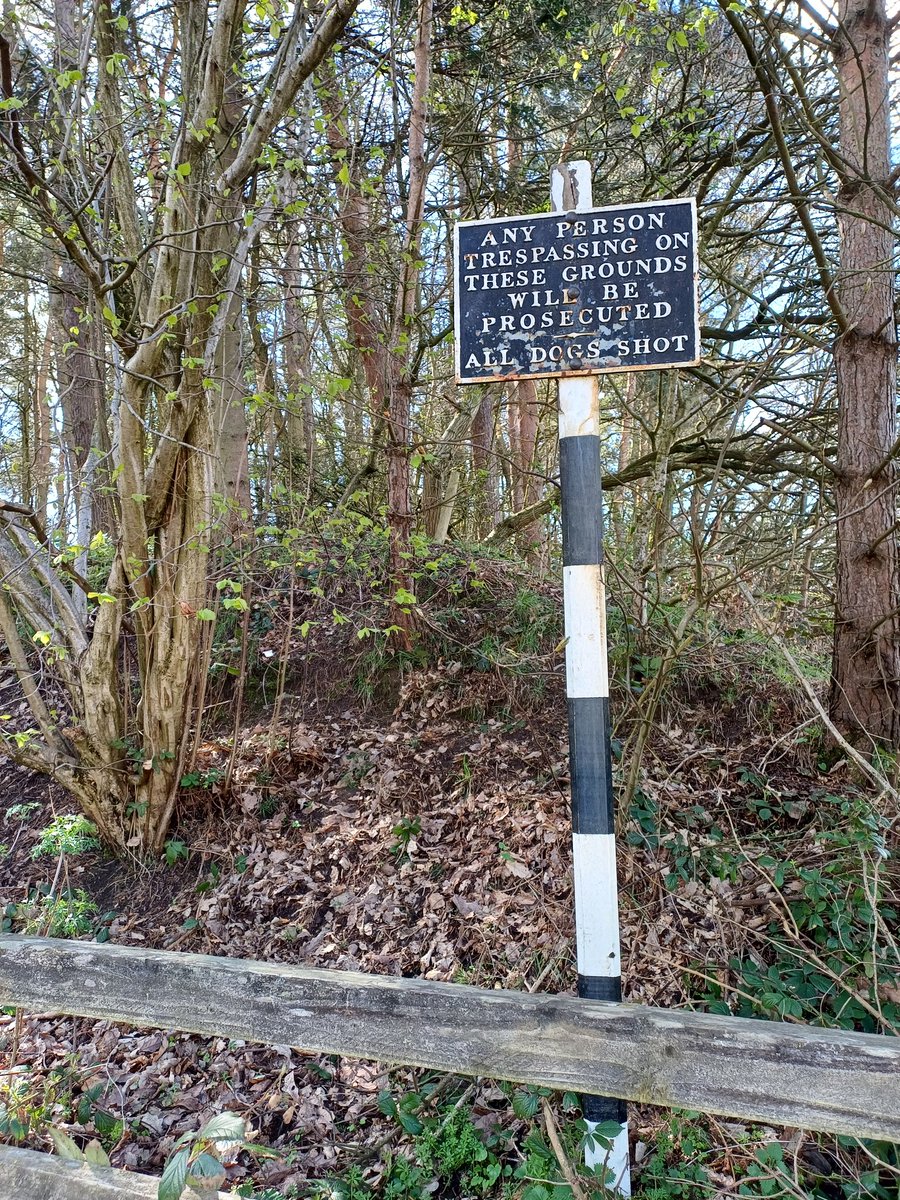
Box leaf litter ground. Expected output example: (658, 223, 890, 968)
(0, 603, 897, 1197)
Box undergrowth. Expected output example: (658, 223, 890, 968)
(3, 524, 897, 1198)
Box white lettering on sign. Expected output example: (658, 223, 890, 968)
(454, 198, 699, 381)
(655, 232, 690, 251)
(479, 225, 536, 247)
(616, 334, 689, 356)
(555, 212, 665, 238)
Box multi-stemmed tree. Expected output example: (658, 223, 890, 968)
(0, 0, 358, 852)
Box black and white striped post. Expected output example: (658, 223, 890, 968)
(551, 160, 630, 1195)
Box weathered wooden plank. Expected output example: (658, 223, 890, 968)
(0, 1145, 236, 1199)
(0, 935, 897, 1141)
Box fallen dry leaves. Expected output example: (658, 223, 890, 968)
(0, 649, 897, 1192)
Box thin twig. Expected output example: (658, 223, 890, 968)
(734, 580, 899, 803)
(542, 1099, 589, 1200)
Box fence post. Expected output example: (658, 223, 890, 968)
(551, 159, 629, 1196)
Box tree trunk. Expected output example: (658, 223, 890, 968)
(422, 391, 483, 541)
(214, 290, 252, 532)
(49, 257, 103, 624)
(0, 0, 358, 857)
(509, 378, 542, 556)
(320, 0, 432, 643)
(828, 0, 900, 747)
(31, 317, 54, 527)
(386, 0, 432, 640)
(471, 390, 499, 536)
(283, 236, 316, 484)
(212, 32, 252, 538)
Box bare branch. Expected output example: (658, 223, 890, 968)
(220, 0, 362, 192)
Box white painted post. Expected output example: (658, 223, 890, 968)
(552, 159, 630, 1196)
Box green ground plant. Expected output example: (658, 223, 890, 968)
(158, 1112, 275, 1200)
(623, 766, 899, 1199)
(31, 813, 101, 859)
(164, 838, 189, 867)
(2, 884, 99, 938)
(635, 1112, 713, 1199)
(6, 802, 40, 822)
(692, 789, 898, 1035)
(0, 1060, 118, 1149)
(311, 1081, 626, 1200)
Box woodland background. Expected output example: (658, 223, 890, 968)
(0, 0, 898, 1197)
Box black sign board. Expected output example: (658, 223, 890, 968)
(453, 197, 699, 384)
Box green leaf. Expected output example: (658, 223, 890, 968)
(48, 1128, 83, 1161)
(592, 1119, 624, 1138)
(187, 1151, 227, 1188)
(83, 1138, 112, 1167)
(337, 162, 351, 187)
(398, 1112, 423, 1135)
(512, 1089, 540, 1119)
(199, 1112, 246, 1143)
(176, 162, 191, 177)
(94, 1110, 118, 1135)
(196, 609, 216, 621)
(158, 1146, 189, 1200)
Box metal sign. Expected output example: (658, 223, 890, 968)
(453, 197, 700, 384)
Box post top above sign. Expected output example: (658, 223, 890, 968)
(453, 192, 700, 385)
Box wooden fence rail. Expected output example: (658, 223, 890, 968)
(0, 936, 898, 1143)
(0, 1145, 235, 1200)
